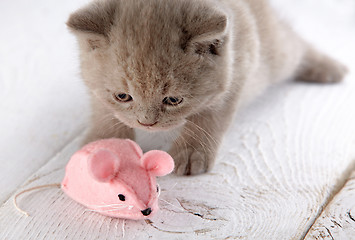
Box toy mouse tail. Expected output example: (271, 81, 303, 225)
(13, 183, 61, 216)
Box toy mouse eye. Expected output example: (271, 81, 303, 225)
(118, 194, 126, 201)
(156, 185, 159, 192)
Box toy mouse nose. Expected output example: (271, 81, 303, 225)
(141, 208, 152, 216)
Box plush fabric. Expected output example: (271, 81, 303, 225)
(61, 138, 174, 220)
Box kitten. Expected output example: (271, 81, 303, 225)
(67, 0, 347, 175)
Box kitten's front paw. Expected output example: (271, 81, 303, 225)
(169, 145, 214, 176)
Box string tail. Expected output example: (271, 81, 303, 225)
(13, 183, 61, 217)
(122, 219, 126, 238)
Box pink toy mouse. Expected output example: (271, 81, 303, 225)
(61, 138, 174, 220)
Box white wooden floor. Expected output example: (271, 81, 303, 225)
(1, 0, 355, 239)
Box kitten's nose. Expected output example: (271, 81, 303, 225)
(137, 120, 158, 127)
(141, 208, 152, 216)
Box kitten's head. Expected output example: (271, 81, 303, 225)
(68, 0, 233, 131)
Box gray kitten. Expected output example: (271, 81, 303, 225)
(67, 0, 347, 175)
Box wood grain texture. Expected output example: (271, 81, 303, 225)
(305, 171, 355, 240)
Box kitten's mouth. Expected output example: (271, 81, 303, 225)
(136, 120, 162, 131)
(137, 120, 158, 127)
(136, 121, 182, 132)
(114, 114, 184, 131)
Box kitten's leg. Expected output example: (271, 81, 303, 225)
(169, 105, 234, 175)
(82, 100, 134, 145)
(297, 47, 348, 83)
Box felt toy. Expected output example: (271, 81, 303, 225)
(61, 138, 174, 220)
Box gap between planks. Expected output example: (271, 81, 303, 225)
(301, 159, 355, 239)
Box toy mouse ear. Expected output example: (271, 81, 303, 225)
(88, 149, 119, 182)
(141, 150, 175, 176)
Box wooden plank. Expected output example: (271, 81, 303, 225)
(305, 171, 355, 240)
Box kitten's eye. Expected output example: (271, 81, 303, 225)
(163, 97, 183, 106)
(113, 93, 133, 102)
(118, 194, 126, 201)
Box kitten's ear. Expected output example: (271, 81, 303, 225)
(67, 0, 117, 50)
(182, 7, 229, 55)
